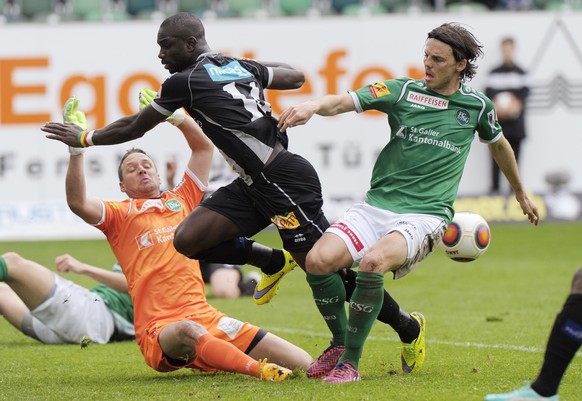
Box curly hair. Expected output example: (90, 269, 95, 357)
(427, 23, 484, 82)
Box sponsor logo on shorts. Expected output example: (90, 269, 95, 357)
(271, 212, 300, 230)
(331, 222, 364, 252)
(403, 228, 414, 241)
(368, 82, 390, 99)
(396, 221, 416, 241)
(146, 323, 160, 338)
(293, 234, 306, 243)
(217, 317, 244, 340)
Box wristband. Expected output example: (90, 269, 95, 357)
(86, 130, 95, 146)
(78, 130, 89, 147)
(77, 129, 95, 147)
(168, 108, 186, 127)
(68, 146, 86, 156)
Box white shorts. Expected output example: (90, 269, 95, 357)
(29, 275, 115, 344)
(327, 202, 447, 279)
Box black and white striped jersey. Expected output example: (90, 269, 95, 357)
(153, 52, 282, 185)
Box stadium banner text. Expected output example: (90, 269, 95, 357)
(1, 12, 581, 240)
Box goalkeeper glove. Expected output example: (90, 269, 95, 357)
(63, 96, 88, 131)
(63, 96, 88, 155)
(139, 87, 157, 110)
(138, 87, 185, 127)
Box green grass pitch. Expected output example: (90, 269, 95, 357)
(1, 223, 581, 400)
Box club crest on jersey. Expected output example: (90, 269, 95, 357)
(165, 199, 182, 211)
(455, 109, 470, 126)
(369, 82, 390, 99)
(271, 212, 300, 230)
(204, 60, 252, 82)
(407, 91, 449, 109)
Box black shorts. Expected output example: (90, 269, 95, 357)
(201, 150, 329, 253)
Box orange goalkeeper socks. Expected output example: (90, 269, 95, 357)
(195, 333, 260, 378)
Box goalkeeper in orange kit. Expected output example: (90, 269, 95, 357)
(51, 92, 312, 381)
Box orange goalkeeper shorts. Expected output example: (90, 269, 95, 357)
(139, 312, 262, 372)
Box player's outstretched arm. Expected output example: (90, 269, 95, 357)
(55, 254, 128, 293)
(65, 140, 103, 225)
(262, 61, 305, 90)
(177, 115, 214, 186)
(488, 137, 539, 225)
(278, 93, 355, 132)
(56, 98, 104, 225)
(41, 101, 167, 148)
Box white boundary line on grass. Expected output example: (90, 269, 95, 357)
(272, 327, 549, 353)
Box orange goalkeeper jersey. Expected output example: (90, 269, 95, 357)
(96, 170, 221, 346)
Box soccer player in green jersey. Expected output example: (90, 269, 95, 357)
(0, 253, 134, 344)
(278, 22, 540, 383)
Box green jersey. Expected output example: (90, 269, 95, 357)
(90, 263, 134, 341)
(351, 78, 502, 224)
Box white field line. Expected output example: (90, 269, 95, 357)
(271, 327, 582, 357)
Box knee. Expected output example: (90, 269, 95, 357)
(174, 320, 208, 345)
(306, 249, 332, 275)
(173, 226, 200, 258)
(571, 267, 582, 294)
(1, 252, 24, 270)
(359, 251, 388, 274)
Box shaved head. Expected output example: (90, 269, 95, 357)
(160, 12, 206, 42)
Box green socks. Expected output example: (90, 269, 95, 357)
(0, 256, 8, 281)
(306, 272, 347, 346)
(341, 272, 385, 369)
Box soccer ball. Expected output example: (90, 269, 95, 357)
(440, 211, 491, 262)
